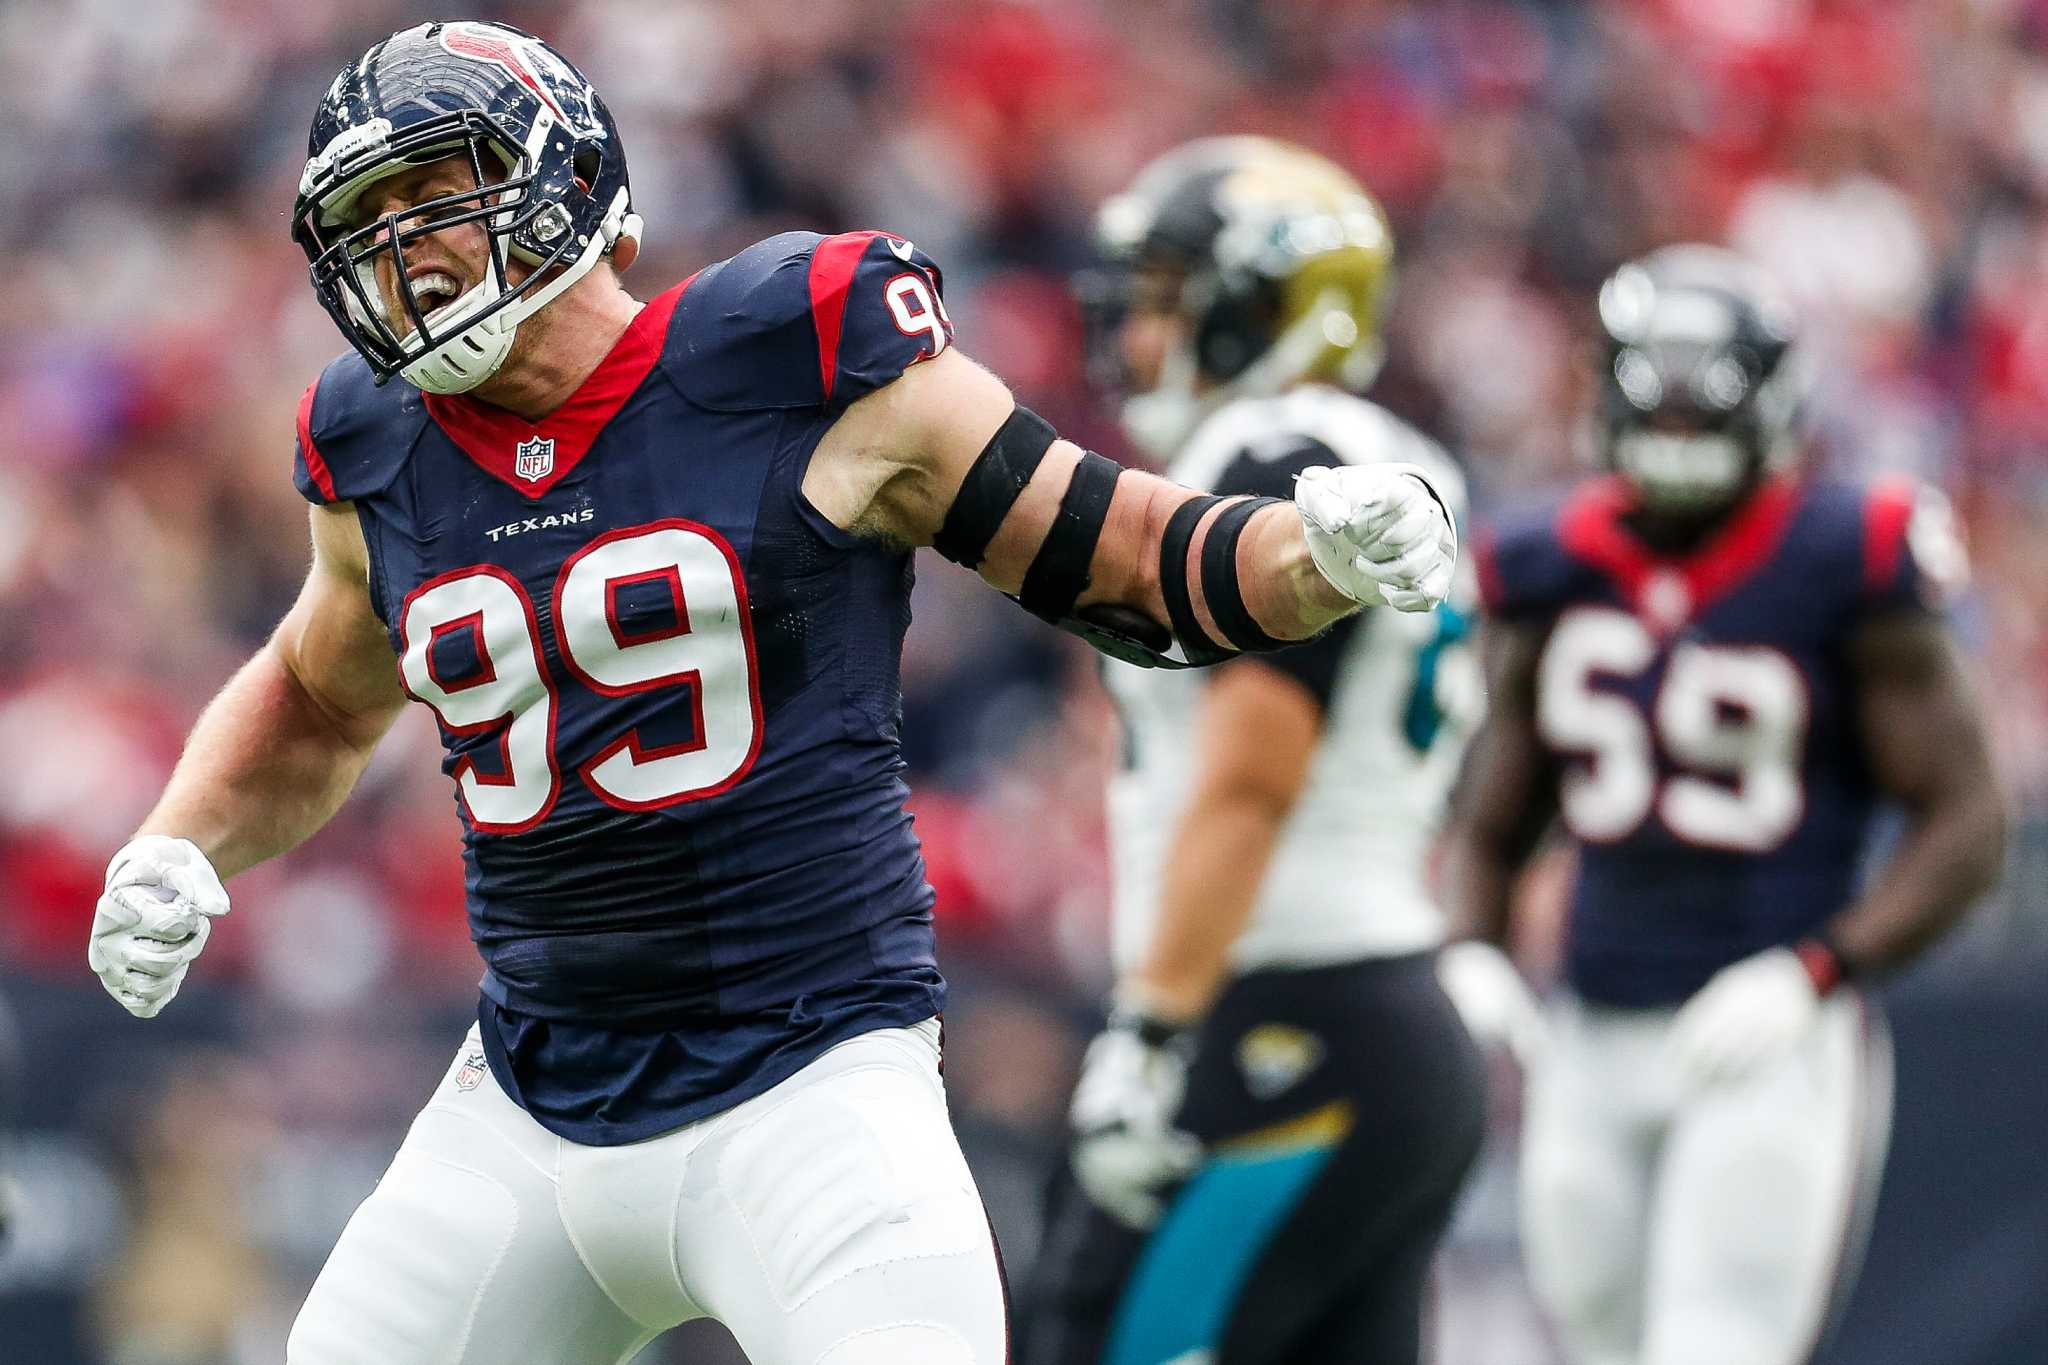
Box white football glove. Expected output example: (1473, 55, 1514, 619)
(1666, 947, 1821, 1089)
(1294, 463, 1457, 613)
(1437, 940, 1550, 1070)
(1069, 1013, 1202, 1230)
(88, 835, 229, 1019)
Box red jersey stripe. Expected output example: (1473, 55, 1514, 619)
(806, 231, 886, 404)
(296, 380, 338, 503)
(1862, 475, 1916, 597)
(1555, 474, 1802, 628)
(423, 277, 691, 498)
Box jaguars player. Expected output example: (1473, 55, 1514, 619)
(1443, 247, 2007, 1365)
(1020, 139, 1488, 1365)
(79, 22, 1459, 1365)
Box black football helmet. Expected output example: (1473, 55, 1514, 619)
(1595, 245, 1807, 512)
(291, 21, 640, 393)
(1080, 137, 1393, 458)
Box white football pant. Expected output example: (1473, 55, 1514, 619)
(288, 1019, 1007, 1365)
(1520, 992, 1890, 1365)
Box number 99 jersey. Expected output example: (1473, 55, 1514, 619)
(1475, 472, 1956, 1007)
(290, 230, 955, 1145)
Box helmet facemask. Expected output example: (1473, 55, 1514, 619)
(296, 109, 626, 394)
(1078, 256, 1216, 462)
(1596, 250, 1806, 517)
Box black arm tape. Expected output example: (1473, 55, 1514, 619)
(1017, 451, 1123, 622)
(932, 405, 1057, 569)
(1200, 496, 1291, 653)
(1159, 496, 1234, 666)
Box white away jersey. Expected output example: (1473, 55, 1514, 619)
(1105, 387, 1478, 976)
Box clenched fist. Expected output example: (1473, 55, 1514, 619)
(88, 835, 229, 1019)
(1295, 462, 1457, 613)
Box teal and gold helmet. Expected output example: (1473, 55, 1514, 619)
(1083, 137, 1394, 454)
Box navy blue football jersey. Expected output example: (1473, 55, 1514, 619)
(291, 230, 958, 1143)
(1477, 473, 1943, 1007)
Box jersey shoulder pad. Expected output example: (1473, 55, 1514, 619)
(661, 229, 952, 414)
(1475, 488, 1596, 624)
(293, 351, 426, 506)
(1799, 476, 1964, 615)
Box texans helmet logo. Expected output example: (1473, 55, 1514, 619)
(439, 23, 579, 129)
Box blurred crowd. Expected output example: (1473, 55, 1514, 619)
(1, 0, 2045, 1361)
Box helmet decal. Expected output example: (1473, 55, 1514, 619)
(438, 24, 572, 124)
(437, 22, 606, 140)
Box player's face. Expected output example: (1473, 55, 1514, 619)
(352, 155, 528, 339)
(1116, 264, 1189, 394)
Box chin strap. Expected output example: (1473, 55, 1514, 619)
(611, 206, 644, 255)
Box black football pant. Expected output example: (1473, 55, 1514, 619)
(1019, 951, 1487, 1365)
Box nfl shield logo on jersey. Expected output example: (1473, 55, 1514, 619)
(454, 1050, 488, 1092)
(515, 436, 556, 483)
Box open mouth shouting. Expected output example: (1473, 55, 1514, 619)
(402, 265, 468, 328)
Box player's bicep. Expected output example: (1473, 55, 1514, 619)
(270, 503, 407, 748)
(1849, 610, 1992, 811)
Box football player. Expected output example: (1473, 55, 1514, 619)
(1019, 138, 1489, 1365)
(1442, 246, 2007, 1365)
(81, 23, 1460, 1365)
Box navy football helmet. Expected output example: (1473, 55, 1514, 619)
(291, 21, 641, 393)
(1595, 245, 1807, 513)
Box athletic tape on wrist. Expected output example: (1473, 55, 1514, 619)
(1198, 496, 1290, 652)
(1794, 934, 1853, 995)
(1158, 495, 1228, 663)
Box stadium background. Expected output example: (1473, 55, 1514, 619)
(1, 0, 2045, 1359)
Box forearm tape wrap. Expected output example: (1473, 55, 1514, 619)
(1200, 496, 1290, 652)
(1159, 494, 1290, 662)
(932, 405, 1058, 570)
(1018, 450, 1123, 622)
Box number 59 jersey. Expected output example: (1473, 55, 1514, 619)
(1476, 473, 1954, 1008)
(291, 230, 957, 1144)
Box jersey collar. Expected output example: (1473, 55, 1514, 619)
(1558, 474, 1802, 632)
(423, 278, 690, 498)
